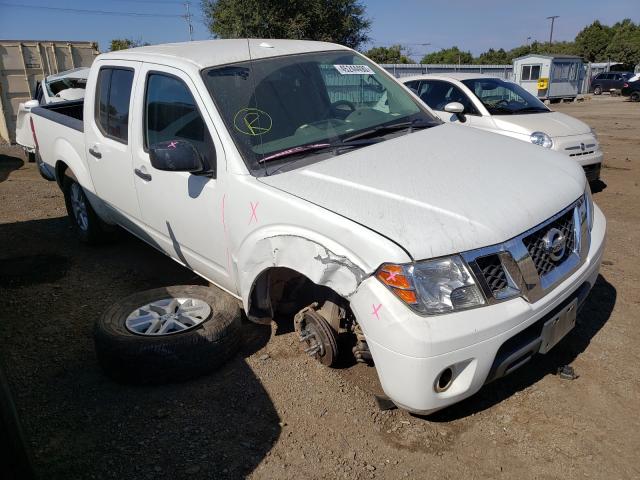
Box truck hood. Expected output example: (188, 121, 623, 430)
(259, 124, 585, 261)
(492, 111, 591, 138)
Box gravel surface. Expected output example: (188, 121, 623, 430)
(0, 95, 639, 479)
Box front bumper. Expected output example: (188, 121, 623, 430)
(349, 205, 606, 414)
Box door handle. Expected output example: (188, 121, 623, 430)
(88, 147, 102, 159)
(134, 168, 152, 181)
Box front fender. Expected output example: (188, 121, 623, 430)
(236, 230, 371, 313)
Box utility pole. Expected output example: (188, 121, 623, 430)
(183, 2, 194, 41)
(546, 16, 559, 44)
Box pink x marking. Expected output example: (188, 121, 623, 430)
(248, 201, 259, 224)
(168, 141, 178, 149)
(371, 303, 382, 320)
(386, 271, 398, 281)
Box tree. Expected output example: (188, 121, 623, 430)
(420, 46, 473, 64)
(202, 0, 371, 49)
(605, 19, 640, 66)
(110, 38, 149, 51)
(574, 21, 613, 61)
(365, 45, 411, 64)
(475, 48, 510, 64)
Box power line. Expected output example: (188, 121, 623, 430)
(0, 2, 182, 18)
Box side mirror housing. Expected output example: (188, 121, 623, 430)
(24, 99, 40, 110)
(444, 102, 467, 122)
(444, 102, 464, 113)
(149, 140, 205, 174)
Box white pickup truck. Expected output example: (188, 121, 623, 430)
(30, 39, 606, 414)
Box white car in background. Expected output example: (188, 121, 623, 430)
(402, 73, 603, 182)
(15, 67, 89, 161)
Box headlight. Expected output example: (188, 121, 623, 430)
(530, 131, 553, 148)
(376, 256, 485, 315)
(578, 184, 594, 231)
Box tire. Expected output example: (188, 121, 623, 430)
(62, 175, 105, 244)
(631, 92, 640, 102)
(94, 285, 242, 384)
(593, 86, 602, 95)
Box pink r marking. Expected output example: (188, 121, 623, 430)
(168, 141, 178, 149)
(371, 303, 382, 320)
(248, 201, 259, 225)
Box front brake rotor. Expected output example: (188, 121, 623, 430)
(294, 304, 339, 367)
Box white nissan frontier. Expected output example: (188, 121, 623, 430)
(30, 39, 606, 414)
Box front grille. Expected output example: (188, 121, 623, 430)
(522, 209, 576, 276)
(476, 255, 508, 295)
(568, 150, 595, 157)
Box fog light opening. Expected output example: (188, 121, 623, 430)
(435, 367, 454, 393)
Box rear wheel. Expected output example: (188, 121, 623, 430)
(593, 86, 602, 95)
(62, 175, 105, 244)
(630, 92, 640, 102)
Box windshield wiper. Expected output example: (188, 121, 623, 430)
(341, 118, 433, 143)
(516, 106, 549, 113)
(258, 139, 379, 163)
(487, 106, 516, 114)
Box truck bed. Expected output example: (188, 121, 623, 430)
(32, 99, 84, 132)
(30, 99, 86, 180)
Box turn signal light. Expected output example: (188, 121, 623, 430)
(376, 263, 418, 306)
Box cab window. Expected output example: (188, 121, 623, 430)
(144, 73, 215, 172)
(95, 67, 134, 143)
(417, 80, 479, 115)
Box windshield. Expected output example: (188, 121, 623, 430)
(461, 78, 549, 115)
(202, 50, 439, 174)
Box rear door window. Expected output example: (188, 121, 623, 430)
(95, 67, 134, 143)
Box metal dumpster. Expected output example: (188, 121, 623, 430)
(0, 40, 99, 144)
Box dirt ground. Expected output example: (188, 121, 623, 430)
(1, 95, 639, 480)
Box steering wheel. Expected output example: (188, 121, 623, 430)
(494, 99, 510, 107)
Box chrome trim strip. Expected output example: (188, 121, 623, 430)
(462, 196, 589, 305)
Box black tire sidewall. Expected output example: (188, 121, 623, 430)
(631, 92, 640, 102)
(94, 286, 242, 384)
(594, 86, 602, 95)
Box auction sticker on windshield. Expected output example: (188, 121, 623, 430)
(334, 64, 375, 75)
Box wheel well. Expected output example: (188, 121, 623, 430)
(54, 160, 70, 189)
(248, 267, 345, 321)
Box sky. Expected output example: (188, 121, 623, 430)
(1, 0, 639, 59)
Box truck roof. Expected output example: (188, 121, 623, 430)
(98, 39, 351, 70)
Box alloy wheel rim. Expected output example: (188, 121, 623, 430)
(125, 297, 211, 335)
(70, 183, 89, 231)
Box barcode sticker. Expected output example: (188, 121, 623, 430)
(334, 64, 375, 75)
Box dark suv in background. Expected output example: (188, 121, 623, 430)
(590, 72, 635, 94)
(621, 80, 640, 102)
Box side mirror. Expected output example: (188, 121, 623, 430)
(444, 102, 464, 113)
(444, 102, 466, 123)
(149, 140, 204, 174)
(24, 99, 40, 110)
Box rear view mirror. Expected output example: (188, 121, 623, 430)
(444, 102, 464, 113)
(149, 140, 204, 174)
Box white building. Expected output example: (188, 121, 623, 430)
(512, 54, 584, 102)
